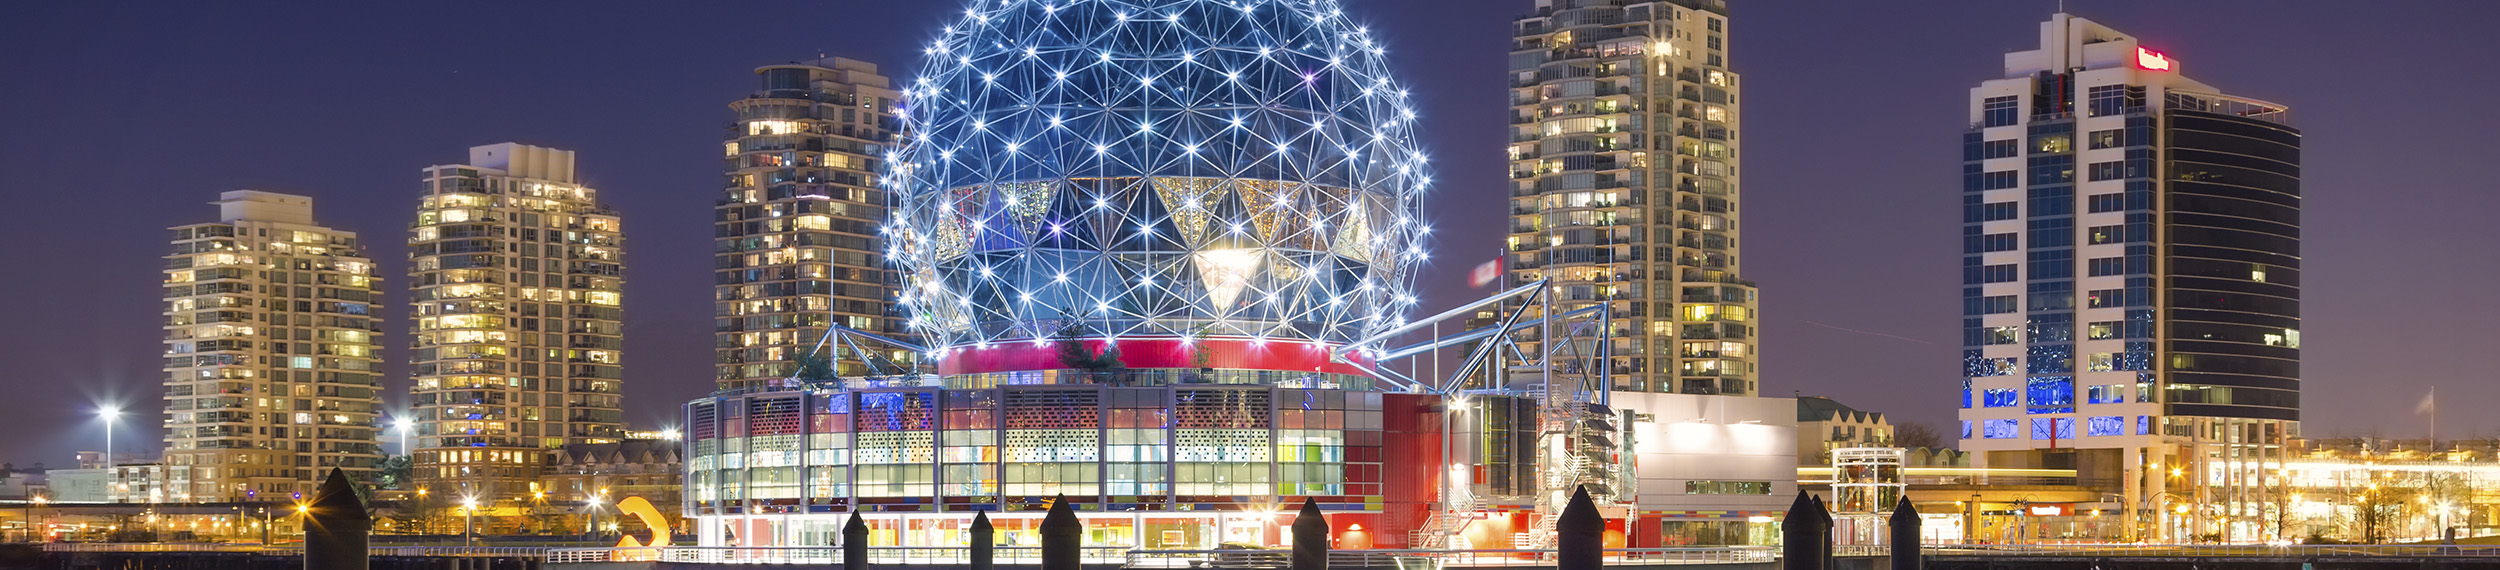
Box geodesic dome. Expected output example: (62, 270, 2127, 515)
(888, 0, 1431, 354)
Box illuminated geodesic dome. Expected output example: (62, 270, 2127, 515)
(888, 0, 1431, 354)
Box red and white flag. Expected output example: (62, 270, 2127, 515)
(1468, 255, 1503, 288)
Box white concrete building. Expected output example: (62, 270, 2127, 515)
(1612, 392, 1795, 546)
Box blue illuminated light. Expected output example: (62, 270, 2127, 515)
(891, 0, 1430, 352)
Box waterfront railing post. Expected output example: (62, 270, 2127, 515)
(1782, 491, 1830, 570)
(1041, 494, 1081, 570)
(842, 512, 867, 570)
(970, 511, 995, 570)
(1557, 486, 1604, 570)
(1291, 497, 1328, 570)
(1888, 498, 1920, 570)
(302, 468, 369, 570)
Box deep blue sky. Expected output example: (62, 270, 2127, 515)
(3, 1, 2495, 464)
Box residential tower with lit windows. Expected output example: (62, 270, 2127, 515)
(716, 58, 911, 391)
(162, 191, 385, 502)
(1955, 13, 2301, 542)
(1507, 0, 1759, 397)
(409, 143, 628, 517)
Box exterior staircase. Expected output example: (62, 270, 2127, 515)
(1409, 492, 1483, 549)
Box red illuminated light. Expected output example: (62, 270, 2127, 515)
(2136, 47, 2172, 71)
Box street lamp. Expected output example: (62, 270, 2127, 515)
(393, 418, 413, 457)
(461, 496, 479, 547)
(585, 493, 605, 539)
(97, 405, 119, 475)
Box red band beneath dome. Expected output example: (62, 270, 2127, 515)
(935, 338, 1376, 376)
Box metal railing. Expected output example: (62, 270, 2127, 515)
(42, 543, 288, 554)
(545, 546, 1132, 565)
(42, 543, 559, 559)
(1923, 543, 2500, 558)
(535, 546, 1777, 566)
(1128, 548, 1776, 568)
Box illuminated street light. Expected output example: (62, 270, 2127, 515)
(97, 405, 119, 478)
(586, 493, 605, 537)
(460, 496, 479, 547)
(392, 417, 414, 457)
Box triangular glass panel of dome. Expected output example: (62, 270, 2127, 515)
(1039, 178, 1100, 251)
(1193, 246, 1263, 312)
(1233, 179, 1290, 243)
(1114, 178, 1188, 252)
(1150, 177, 1222, 249)
(999, 181, 1055, 243)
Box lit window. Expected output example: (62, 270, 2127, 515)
(747, 120, 805, 135)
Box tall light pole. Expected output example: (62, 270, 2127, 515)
(461, 496, 478, 547)
(585, 492, 604, 539)
(97, 405, 118, 499)
(393, 418, 413, 457)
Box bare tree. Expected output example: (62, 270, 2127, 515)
(1894, 421, 1948, 450)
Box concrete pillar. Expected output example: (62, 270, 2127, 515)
(842, 512, 867, 570)
(1888, 498, 1920, 570)
(1290, 497, 1328, 570)
(971, 511, 995, 570)
(1556, 486, 1604, 570)
(1041, 495, 1081, 570)
(302, 468, 369, 570)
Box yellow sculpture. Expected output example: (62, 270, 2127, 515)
(613, 496, 670, 560)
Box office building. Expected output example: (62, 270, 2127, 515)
(1508, 0, 1760, 396)
(1955, 13, 2301, 542)
(716, 57, 910, 391)
(162, 191, 385, 502)
(408, 143, 627, 511)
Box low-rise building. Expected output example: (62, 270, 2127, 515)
(543, 438, 682, 536)
(1613, 392, 1799, 546)
(1797, 397, 1893, 466)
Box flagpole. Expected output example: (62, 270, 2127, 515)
(2429, 385, 2437, 452)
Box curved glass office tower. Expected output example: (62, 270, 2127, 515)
(1955, 13, 2299, 543)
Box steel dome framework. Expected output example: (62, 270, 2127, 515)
(887, 0, 1432, 358)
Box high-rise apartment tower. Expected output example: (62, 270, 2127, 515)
(1509, 0, 1758, 395)
(1955, 14, 2300, 542)
(408, 143, 626, 504)
(715, 57, 907, 391)
(162, 191, 385, 501)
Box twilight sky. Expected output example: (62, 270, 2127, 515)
(2, 1, 2495, 464)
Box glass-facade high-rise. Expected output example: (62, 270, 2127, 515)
(1955, 13, 2300, 543)
(716, 58, 909, 390)
(1509, 0, 1757, 395)
(408, 143, 627, 510)
(162, 191, 385, 502)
